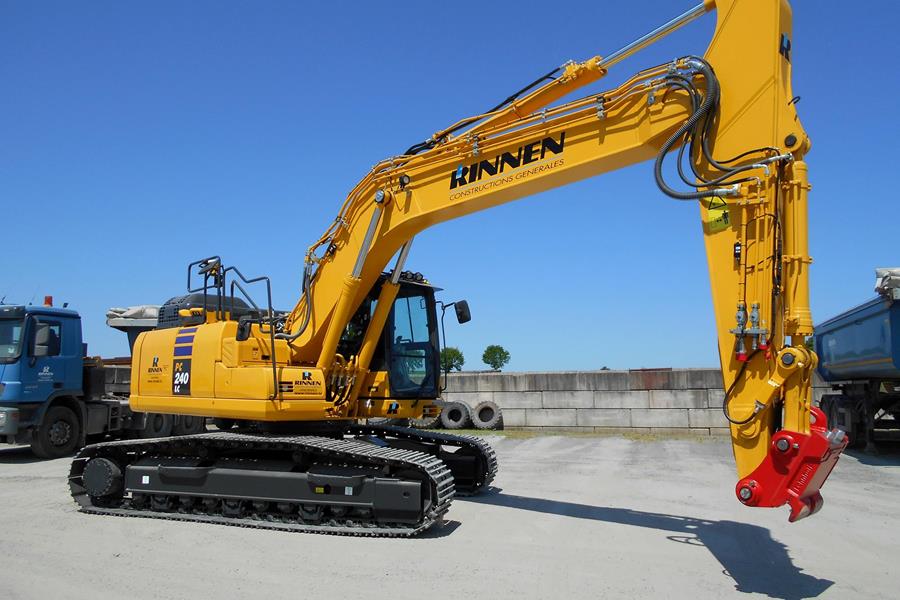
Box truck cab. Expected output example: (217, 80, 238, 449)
(0, 304, 85, 455)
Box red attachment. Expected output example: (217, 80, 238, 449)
(736, 351, 749, 362)
(734, 406, 848, 522)
(758, 339, 769, 350)
(44, 295, 53, 307)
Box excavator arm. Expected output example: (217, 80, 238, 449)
(276, 0, 846, 521)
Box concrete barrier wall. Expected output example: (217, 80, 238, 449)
(443, 369, 831, 435)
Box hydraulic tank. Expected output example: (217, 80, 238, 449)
(816, 296, 900, 382)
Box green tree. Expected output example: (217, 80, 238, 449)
(482, 345, 511, 371)
(441, 347, 465, 372)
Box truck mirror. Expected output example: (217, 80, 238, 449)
(32, 323, 50, 357)
(454, 300, 471, 324)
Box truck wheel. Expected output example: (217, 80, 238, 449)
(820, 395, 839, 430)
(139, 413, 174, 439)
(173, 415, 207, 436)
(471, 401, 502, 430)
(440, 402, 471, 430)
(822, 394, 865, 449)
(31, 405, 81, 458)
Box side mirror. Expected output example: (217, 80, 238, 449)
(454, 300, 471, 324)
(32, 323, 50, 357)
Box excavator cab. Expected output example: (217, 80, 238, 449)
(339, 272, 443, 400)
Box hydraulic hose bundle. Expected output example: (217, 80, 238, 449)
(653, 57, 784, 201)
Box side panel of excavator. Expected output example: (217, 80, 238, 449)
(129, 278, 442, 422)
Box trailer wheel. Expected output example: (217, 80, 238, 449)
(440, 402, 471, 430)
(31, 405, 81, 458)
(139, 413, 174, 439)
(821, 394, 865, 449)
(471, 401, 503, 430)
(820, 395, 839, 430)
(173, 415, 207, 436)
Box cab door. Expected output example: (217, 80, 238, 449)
(387, 289, 439, 398)
(21, 319, 67, 404)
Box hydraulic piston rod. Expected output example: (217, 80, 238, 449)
(599, 2, 710, 69)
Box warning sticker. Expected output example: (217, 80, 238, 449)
(706, 206, 730, 233)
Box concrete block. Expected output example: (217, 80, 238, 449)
(628, 370, 675, 390)
(679, 369, 723, 390)
(690, 428, 711, 436)
(542, 391, 593, 409)
(444, 373, 480, 393)
(710, 427, 731, 436)
(472, 373, 522, 392)
(499, 409, 526, 427)
(525, 409, 577, 427)
(649, 390, 707, 409)
(492, 392, 542, 409)
(523, 372, 578, 391)
(575, 409, 631, 427)
(575, 371, 630, 391)
(630, 409, 689, 428)
(441, 392, 492, 408)
(688, 409, 726, 428)
(593, 391, 650, 408)
(707, 389, 726, 408)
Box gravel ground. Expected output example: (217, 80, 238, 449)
(1, 433, 897, 600)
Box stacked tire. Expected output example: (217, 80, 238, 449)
(440, 402, 471, 430)
(471, 401, 502, 430)
(438, 400, 503, 431)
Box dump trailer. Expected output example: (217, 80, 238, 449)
(816, 269, 900, 451)
(0, 299, 206, 458)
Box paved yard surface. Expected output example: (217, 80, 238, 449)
(1, 434, 897, 600)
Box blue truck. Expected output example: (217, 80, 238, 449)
(0, 301, 205, 458)
(816, 269, 900, 451)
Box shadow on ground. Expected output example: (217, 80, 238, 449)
(461, 489, 832, 600)
(420, 520, 461, 539)
(0, 446, 46, 464)
(846, 438, 900, 466)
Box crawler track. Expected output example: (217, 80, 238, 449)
(351, 425, 498, 495)
(69, 432, 455, 537)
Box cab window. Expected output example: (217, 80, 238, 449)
(389, 292, 437, 397)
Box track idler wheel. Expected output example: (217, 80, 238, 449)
(82, 457, 124, 499)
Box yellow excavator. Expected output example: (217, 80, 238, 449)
(69, 0, 848, 535)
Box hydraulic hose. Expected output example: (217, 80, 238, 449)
(654, 58, 728, 200)
(275, 262, 314, 342)
(404, 66, 562, 156)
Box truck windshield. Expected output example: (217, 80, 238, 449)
(0, 319, 24, 362)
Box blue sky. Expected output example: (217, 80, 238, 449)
(2, 1, 897, 371)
